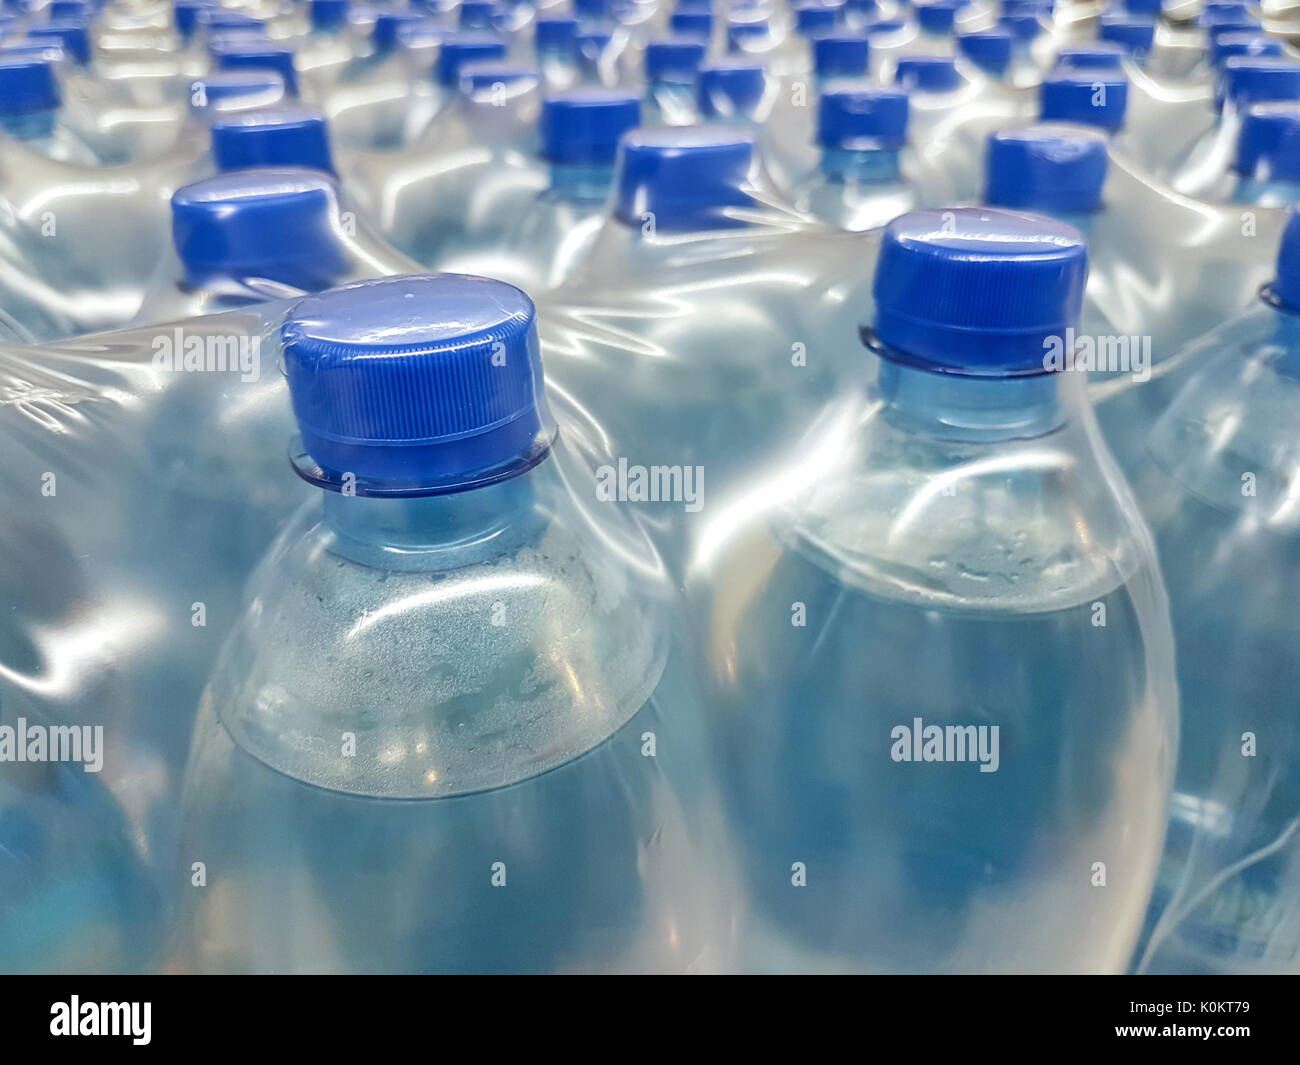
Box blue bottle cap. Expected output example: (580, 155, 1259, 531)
(459, 0, 497, 29)
(211, 107, 335, 174)
(871, 207, 1088, 376)
(894, 55, 961, 93)
(540, 88, 640, 165)
(213, 40, 298, 95)
(574, 0, 611, 18)
(372, 11, 424, 51)
(916, 0, 966, 36)
(0, 55, 58, 113)
(309, 0, 350, 32)
(984, 125, 1108, 212)
(698, 58, 767, 117)
(174, 0, 217, 39)
(727, 19, 771, 53)
(49, 0, 91, 18)
(1211, 33, 1283, 69)
(26, 20, 90, 64)
(999, 13, 1042, 41)
(813, 34, 870, 80)
(1054, 42, 1126, 70)
(1040, 71, 1128, 131)
(535, 15, 578, 52)
(819, 85, 908, 149)
(1120, 0, 1160, 14)
(675, 0, 714, 11)
(282, 274, 551, 495)
(795, 3, 839, 36)
(458, 61, 541, 94)
(188, 70, 285, 114)
(669, 10, 713, 38)
(171, 169, 351, 292)
(1274, 210, 1300, 309)
(435, 33, 507, 85)
(958, 31, 1012, 77)
(614, 125, 757, 232)
(1220, 57, 1300, 110)
(1235, 102, 1300, 182)
(645, 37, 707, 83)
(1098, 15, 1154, 56)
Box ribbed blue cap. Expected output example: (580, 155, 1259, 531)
(1211, 33, 1283, 69)
(213, 40, 298, 95)
(958, 31, 1012, 77)
(697, 58, 767, 117)
(459, 61, 541, 94)
(174, 0, 217, 39)
(372, 11, 424, 51)
(310, 0, 350, 31)
(211, 108, 335, 174)
(871, 207, 1088, 376)
(282, 274, 550, 494)
(813, 34, 870, 79)
(188, 70, 285, 114)
(1054, 42, 1126, 70)
(727, 19, 771, 53)
(26, 20, 90, 64)
(435, 33, 507, 85)
(819, 85, 908, 149)
(614, 125, 757, 231)
(171, 169, 351, 291)
(1098, 15, 1154, 56)
(1235, 102, 1300, 182)
(795, 3, 839, 35)
(459, 0, 497, 29)
(984, 125, 1108, 212)
(670, 10, 713, 37)
(1274, 210, 1300, 309)
(646, 37, 707, 83)
(894, 55, 961, 92)
(1040, 71, 1128, 131)
(1220, 58, 1300, 110)
(1120, 0, 1160, 14)
(917, 0, 966, 35)
(0, 55, 57, 113)
(999, 13, 1042, 41)
(541, 88, 640, 165)
(535, 15, 577, 51)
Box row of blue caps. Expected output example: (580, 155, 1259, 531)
(271, 200, 1300, 495)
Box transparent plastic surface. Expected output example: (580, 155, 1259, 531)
(1133, 303, 1300, 974)
(790, 145, 955, 231)
(170, 424, 734, 973)
(682, 359, 1178, 973)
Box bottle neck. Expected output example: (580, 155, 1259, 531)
(0, 108, 57, 141)
(820, 145, 902, 181)
(1231, 175, 1300, 207)
(876, 356, 1067, 442)
(548, 160, 616, 202)
(322, 472, 537, 571)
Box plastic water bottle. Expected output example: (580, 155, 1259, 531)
(789, 85, 927, 231)
(485, 88, 641, 290)
(173, 273, 726, 974)
(1133, 212, 1300, 974)
(534, 14, 579, 89)
(811, 33, 871, 86)
(0, 54, 99, 164)
(643, 37, 707, 126)
(688, 207, 1177, 972)
(1098, 15, 1156, 65)
(1226, 102, 1300, 206)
